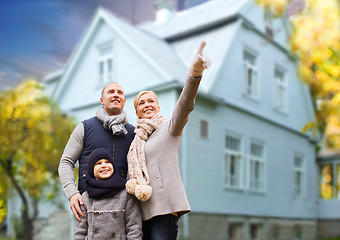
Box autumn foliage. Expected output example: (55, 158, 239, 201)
(0, 80, 75, 240)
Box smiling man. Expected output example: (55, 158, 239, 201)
(58, 82, 135, 222)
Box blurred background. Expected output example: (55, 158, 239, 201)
(1, 0, 340, 239)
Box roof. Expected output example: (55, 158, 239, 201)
(47, 0, 251, 99)
(140, 0, 250, 39)
(102, 8, 188, 83)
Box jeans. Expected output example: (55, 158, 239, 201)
(142, 214, 179, 240)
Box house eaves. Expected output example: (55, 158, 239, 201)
(43, 68, 64, 83)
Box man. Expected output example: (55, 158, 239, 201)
(58, 82, 135, 222)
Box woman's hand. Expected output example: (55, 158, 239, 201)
(189, 41, 212, 77)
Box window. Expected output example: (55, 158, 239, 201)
(293, 225, 303, 240)
(294, 155, 305, 198)
(228, 224, 241, 240)
(200, 119, 209, 139)
(320, 163, 335, 199)
(249, 142, 265, 191)
(270, 225, 280, 240)
(97, 43, 114, 83)
(275, 68, 287, 111)
(250, 224, 261, 240)
(243, 50, 258, 99)
(224, 134, 243, 189)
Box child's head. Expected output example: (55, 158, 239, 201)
(87, 148, 114, 181)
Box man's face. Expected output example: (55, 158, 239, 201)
(100, 83, 126, 115)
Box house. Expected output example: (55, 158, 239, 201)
(37, 0, 325, 239)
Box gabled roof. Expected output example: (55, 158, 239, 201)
(102, 8, 188, 83)
(140, 0, 251, 40)
(51, 7, 188, 102)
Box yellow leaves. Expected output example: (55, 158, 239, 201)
(0, 79, 76, 200)
(327, 65, 340, 78)
(287, 0, 340, 148)
(302, 121, 315, 133)
(0, 200, 6, 224)
(311, 48, 333, 65)
(256, 0, 288, 17)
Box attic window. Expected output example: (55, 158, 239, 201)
(265, 25, 274, 39)
(97, 43, 114, 83)
(275, 68, 287, 112)
(243, 49, 258, 99)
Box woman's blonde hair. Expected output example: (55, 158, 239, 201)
(134, 91, 159, 110)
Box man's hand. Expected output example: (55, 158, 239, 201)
(70, 193, 84, 222)
(189, 41, 212, 77)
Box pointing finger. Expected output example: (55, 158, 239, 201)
(196, 41, 206, 56)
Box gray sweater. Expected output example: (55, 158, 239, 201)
(139, 75, 201, 221)
(74, 190, 142, 240)
(58, 122, 85, 199)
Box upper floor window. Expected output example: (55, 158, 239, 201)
(249, 142, 265, 191)
(293, 154, 305, 198)
(97, 43, 114, 83)
(243, 50, 258, 99)
(224, 134, 243, 189)
(200, 119, 209, 139)
(275, 68, 287, 111)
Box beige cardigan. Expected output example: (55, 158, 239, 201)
(140, 75, 202, 221)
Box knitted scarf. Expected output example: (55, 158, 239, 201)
(85, 174, 127, 199)
(126, 113, 166, 201)
(96, 107, 128, 135)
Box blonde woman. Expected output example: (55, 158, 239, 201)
(126, 41, 211, 240)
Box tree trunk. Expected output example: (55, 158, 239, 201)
(0, 156, 35, 240)
(22, 205, 33, 240)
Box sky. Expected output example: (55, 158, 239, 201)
(0, 0, 157, 90)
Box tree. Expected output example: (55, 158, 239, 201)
(0, 79, 76, 240)
(256, 0, 340, 149)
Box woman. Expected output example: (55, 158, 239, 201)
(126, 41, 211, 240)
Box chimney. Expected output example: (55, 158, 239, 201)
(154, 1, 174, 23)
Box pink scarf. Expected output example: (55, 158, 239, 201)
(126, 113, 165, 201)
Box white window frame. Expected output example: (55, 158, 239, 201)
(224, 134, 244, 189)
(293, 154, 305, 198)
(243, 49, 258, 99)
(97, 42, 114, 84)
(249, 141, 265, 192)
(274, 67, 287, 112)
(199, 118, 209, 139)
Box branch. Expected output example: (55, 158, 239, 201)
(0, 155, 29, 208)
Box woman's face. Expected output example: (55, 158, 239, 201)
(136, 93, 160, 119)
